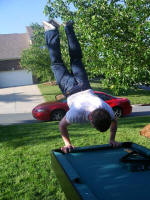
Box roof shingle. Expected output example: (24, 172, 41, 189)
(0, 32, 30, 60)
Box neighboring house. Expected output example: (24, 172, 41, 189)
(0, 27, 34, 88)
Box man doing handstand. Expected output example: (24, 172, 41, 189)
(43, 20, 120, 153)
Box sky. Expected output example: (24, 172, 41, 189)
(0, 0, 48, 34)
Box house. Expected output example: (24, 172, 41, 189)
(0, 27, 34, 88)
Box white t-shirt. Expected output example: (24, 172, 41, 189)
(66, 89, 114, 124)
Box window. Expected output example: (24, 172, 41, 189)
(95, 93, 112, 101)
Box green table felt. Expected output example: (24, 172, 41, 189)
(64, 148, 150, 200)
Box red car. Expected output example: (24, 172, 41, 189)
(32, 91, 132, 121)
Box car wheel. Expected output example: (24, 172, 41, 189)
(113, 107, 122, 118)
(50, 110, 66, 121)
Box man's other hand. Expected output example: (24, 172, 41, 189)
(109, 140, 121, 148)
(61, 145, 75, 153)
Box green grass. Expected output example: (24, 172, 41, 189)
(1, 115, 150, 200)
(38, 84, 62, 102)
(38, 82, 150, 105)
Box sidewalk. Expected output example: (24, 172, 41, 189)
(130, 104, 150, 117)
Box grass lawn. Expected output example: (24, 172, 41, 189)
(0, 115, 150, 200)
(38, 82, 150, 105)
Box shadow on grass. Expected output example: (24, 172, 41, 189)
(119, 115, 150, 128)
(0, 122, 59, 146)
(0, 122, 92, 148)
(1, 116, 149, 148)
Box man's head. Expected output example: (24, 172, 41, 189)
(90, 108, 111, 132)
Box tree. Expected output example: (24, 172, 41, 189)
(44, 0, 150, 93)
(20, 23, 54, 82)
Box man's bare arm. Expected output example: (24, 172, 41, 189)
(59, 116, 74, 153)
(109, 118, 120, 147)
(59, 116, 71, 145)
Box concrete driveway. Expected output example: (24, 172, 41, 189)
(0, 85, 44, 114)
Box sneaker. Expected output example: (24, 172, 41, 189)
(49, 19, 60, 28)
(64, 20, 74, 27)
(43, 19, 60, 31)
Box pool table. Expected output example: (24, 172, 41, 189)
(51, 142, 150, 200)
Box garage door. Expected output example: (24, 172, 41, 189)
(0, 70, 33, 88)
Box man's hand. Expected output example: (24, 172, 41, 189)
(61, 144, 75, 153)
(109, 140, 121, 148)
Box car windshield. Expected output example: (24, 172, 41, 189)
(59, 99, 67, 103)
(95, 93, 116, 101)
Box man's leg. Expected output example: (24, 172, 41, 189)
(44, 21, 77, 95)
(64, 21, 91, 89)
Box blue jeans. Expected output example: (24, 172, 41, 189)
(45, 24, 91, 97)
